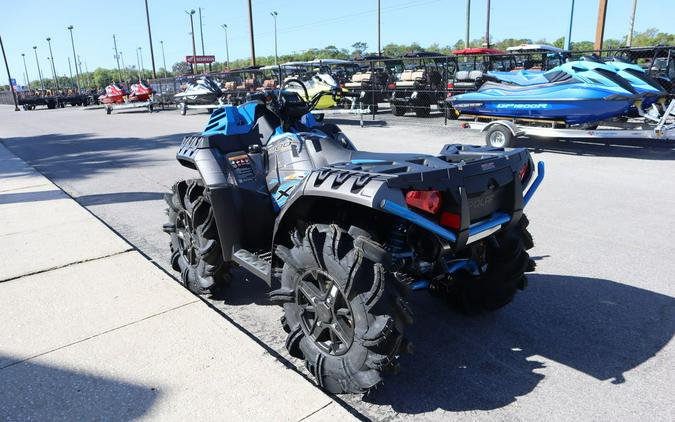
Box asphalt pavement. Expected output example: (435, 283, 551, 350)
(1, 104, 674, 421)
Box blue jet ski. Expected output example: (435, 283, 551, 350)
(448, 66, 638, 125)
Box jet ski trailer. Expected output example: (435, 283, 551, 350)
(463, 99, 675, 147)
(105, 99, 155, 114)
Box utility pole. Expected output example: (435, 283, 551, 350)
(270, 12, 278, 65)
(138, 48, 145, 80)
(594, 0, 608, 51)
(46, 37, 60, 91)
(1, 35, 20, 111)
(32, 46, 45, 91)
(485, 0, 491, 48)
(21, 53, 30, 89)
(567, 0, 575, 50)
(67, 25, 81, 92)
(465, 0, 471, 48)
(160, 41, 167, 78)
(377, 0, 381, 55)
(221, 24, 230, 70)
(113, 34, 122, 81)
(186, 9, 197, 73)
(120, 51, 126, 81)
(626, 0, 637, 47)
(247, 0, 256, 66)
(144, 0, 157, 79)
(198, 7, 209, 72)
(46, 57, 52, 88)
(78, 56, 84, 89)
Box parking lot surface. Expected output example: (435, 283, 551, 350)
(1, 105, 674, 421)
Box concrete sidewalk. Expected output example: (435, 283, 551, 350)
(0, 143, 356, 421)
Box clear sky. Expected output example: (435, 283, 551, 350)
(1, 0, 673, 84)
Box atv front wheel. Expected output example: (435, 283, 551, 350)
(444, 220, 532, 313)
(275, 224, 409, 394)
(164, 179, 230, 294)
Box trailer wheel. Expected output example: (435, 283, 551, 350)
(485, 125, 514, 148)
(275, 224, 409, 394)
(391, 103, 407, 116)
(106, 106, 112, 115)
(148, 104, 154, 112)
(180, 103, 187, 116)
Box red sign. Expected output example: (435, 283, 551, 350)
(186, 55, 216, 64)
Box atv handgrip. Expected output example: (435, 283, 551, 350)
(282, 78, 309, 101)
(523, 161, 545, 206)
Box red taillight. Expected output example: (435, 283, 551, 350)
(405, 190, 442, 214)
(447, 82, 454, 89)
(518, 161, 530, 181)
(440, 211, 461, 229)
(387, 83, 396, 89)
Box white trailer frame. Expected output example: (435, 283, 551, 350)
(105, 100, 155, 115)
(465, 100, 675, 147)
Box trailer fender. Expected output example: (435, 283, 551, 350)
(480, 120, 524, 138)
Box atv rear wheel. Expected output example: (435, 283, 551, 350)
(275, 224, 409, 394)
(444, 219, 533, 313)
(164, 179, 230, 294)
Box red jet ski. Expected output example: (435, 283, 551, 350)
(128, 81, 154, 102)
(98, 83, 127, 104)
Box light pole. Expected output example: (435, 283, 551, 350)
(67, 25, 81, 92)
(32, 46, 45, 91)
(198, 7, 208, 72)
(120, 51, 126, 81)
(113, 34, 122, 81)
(485, 0, 491, 48)
(185, 9, 197, 74)
(46, 56, 52, 88)
(144, 0, 157, 79)
(465, 0, 471, 48)
(221, 24, 230, 70)
(136, 47, 142, 80)
(270, 11, 278, 65)
(46, 37, 60, 91)
(377, 0, 381, 55)
(160, 40, 167, 77)
(567, 0, 575, 50)
(627, 0, 638, 47)
(0, 35, 20, 111)
(67, 56, 73, 88)
(21, 53, 30, 89)
(138, 47, 145, 80)
(247, 0, 256, 66)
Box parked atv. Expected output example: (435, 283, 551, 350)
(163, 79, 545, 395)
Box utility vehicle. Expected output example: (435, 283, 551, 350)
(163, 80, 544, 394)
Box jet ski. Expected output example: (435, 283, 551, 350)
(283, 73, 343, 110)
(128, 81, 154, 102)
(174, 76, 223, 105)
(448, 69, 637, 125)
(98, 83, 127, 105)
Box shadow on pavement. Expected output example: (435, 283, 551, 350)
(365, 273, 675, 414)
(0, 189, 65, 204)
(522, 136, 675, 160)
(77, 192, 165, 206)
(1, 132, 190, 182)
(0, 356, 158, 420)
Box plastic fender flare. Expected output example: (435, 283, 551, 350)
(480, 120, 524, 138)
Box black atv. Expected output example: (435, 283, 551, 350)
(163, 80, 545, 394)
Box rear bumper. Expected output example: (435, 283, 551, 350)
(380, 161, 545, 249)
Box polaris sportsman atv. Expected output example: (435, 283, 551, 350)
(163, 79, 545, 395)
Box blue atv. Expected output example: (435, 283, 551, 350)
(163, 80, 545, 394)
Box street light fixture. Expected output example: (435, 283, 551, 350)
(46, 37, 60, 91)
(270, 11, 278, 65)
(67, 25, 81, 92)
(185, 9, 197, 74)
(32, 46, 45, 91)
(220, 24, 230, 70)
(21, 53, 31, 89)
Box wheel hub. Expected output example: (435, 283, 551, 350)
(296, 270, 355, 356)
(176, 210, 198, 266)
